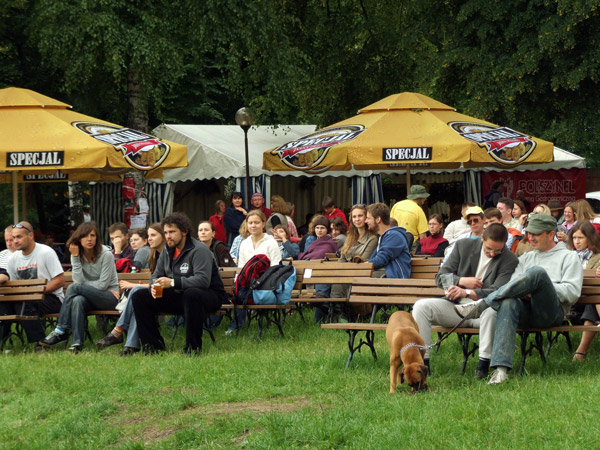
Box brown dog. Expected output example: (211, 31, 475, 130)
(385, 311, 429, 393)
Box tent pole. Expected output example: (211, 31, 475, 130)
(406, 164, 411, 191)
(12, 172, 18, 223)
(22, 183, 27, 220)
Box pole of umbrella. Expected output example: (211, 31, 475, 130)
(12, 172, 18, 223)
(235, 107, 255, 208)
(243, 125, 251, 208)
(406, 164, 412, 192)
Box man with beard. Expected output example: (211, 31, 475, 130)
(131, 212, 225, 354)
(365, 203, 411, 279)
(0, 222, 64, 347)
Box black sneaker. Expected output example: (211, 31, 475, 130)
(96, 332, 123, 349)
(120, 346, 140, 356)
(40, 331, 68, 346)
(68, 343, 83, 353)
(476, 358, 490, 379)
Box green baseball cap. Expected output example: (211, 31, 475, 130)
(524, 214, 557, 234)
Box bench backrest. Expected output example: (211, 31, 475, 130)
(298, 261, 373, 284)
(578, 272, 600, 304)
(410, 257, 442, 279)
(219, 266, 305, 296)
(0, 279, 47, 302)
(63, 271, 151, 292)
(349, 276, 444, 306)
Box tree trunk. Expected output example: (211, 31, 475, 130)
(126, 67, 149, 228)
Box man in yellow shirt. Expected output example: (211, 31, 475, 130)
(390, 185, 429, 245)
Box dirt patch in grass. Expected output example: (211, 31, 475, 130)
(202, 395, 313, 415)
(113, 395, 314, 445)
(142, 424, 181, 443)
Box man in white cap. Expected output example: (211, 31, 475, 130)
(390, 185, 430, 245)
(443, 206, 485, 262)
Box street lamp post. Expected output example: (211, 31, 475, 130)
(235, 107, 254, 208)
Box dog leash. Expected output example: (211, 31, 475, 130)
(399, 313, 473, 356)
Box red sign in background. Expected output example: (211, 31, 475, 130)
(481, 168, 586, 208)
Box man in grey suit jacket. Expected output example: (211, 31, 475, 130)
(412, 223, 519, 378)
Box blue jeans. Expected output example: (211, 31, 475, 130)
(58, 284, 118, 346)
(116, 285, 145, 349)
(486, 266, 564, 369)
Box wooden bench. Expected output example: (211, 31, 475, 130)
(293, 261, 374, 303)
(324, 269, 600, 373)
(217, 265, 304, 339)
(322, 276, 443, 368)
(431, 270, 600, 374)
(0, 279, 47, 349)
(42, 271, 153, 342)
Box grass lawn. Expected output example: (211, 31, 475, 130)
(1, 312, 600, 449)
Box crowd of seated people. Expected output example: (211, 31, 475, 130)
(2, 187, 600, 372)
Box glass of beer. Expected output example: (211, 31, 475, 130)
(440, 273, 454, 298)
(154, 282, 163, 298)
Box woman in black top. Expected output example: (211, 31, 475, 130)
(224, 192, 247, 246)
(198, 221, 235, 267)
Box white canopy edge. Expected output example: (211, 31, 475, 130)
(149, 124, 377, 183)
(149, 123, 584, 183)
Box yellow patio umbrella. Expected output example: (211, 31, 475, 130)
(263, 92, 553, 178)
(0, 87, 188, 220)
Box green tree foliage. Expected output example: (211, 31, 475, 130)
(425, 0, 600, 165)
(4, 0, 600, 162)
(29, 0, 203, 130)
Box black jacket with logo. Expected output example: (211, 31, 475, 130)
(151, 236, 225, 301)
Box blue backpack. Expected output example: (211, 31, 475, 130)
(251, 263, 297, 305)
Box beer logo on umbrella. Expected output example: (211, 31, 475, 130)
(270, 125, 365, 173)
(449, 122, 536, 165)
(72, 122, 171, 170)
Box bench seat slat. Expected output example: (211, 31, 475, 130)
(0, 315, 39, 321)
(0, 294, 45, 302)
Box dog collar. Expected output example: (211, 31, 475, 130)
(400, 342, 424, 357)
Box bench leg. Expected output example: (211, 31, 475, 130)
(294, 302, 305, 322)
(202, 316, 217, 344)
(344, 329, 377, 370)
(255, 310, 286, 340)
(84, 317, 94, 345)
(256, 311, 265, 340)
(272, 310, 285, 337)
(0, 322, 24, 350)
(456, 334, 478, 374)
(518, 331, 546, 375)
(545, 330, 572, 357)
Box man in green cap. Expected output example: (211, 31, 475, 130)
(390, 184, 430, 245)
(454, 214, 582, 385)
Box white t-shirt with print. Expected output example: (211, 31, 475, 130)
(7, 243, 64, 301)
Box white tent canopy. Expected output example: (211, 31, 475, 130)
(150, 124, 382, 183)
(151, 124, 583, 182)
(474, 146, 585, 173)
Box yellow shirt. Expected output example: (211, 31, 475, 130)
(390, 199, 428, 237)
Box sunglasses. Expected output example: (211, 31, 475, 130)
(12, 223, 33, 233)
(467, 218, 481, 225)
(352, 203, 367, 209)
